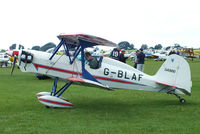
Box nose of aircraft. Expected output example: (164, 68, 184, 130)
(6, 50, 19, 57)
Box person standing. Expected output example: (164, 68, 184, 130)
(169, 50, 176, 55)
(133, 50, 139, 68)
(110, 48, 121, 60)
(119, 49, 128, 63)
(137, 48, 145, 72)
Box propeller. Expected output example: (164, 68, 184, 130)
(11, 55, 17, 75)
(6, 50, 20, 76)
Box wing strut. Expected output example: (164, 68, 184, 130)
(50, 77, 73, 97)
(49, 35, 103, 85)
(49, 39, 64, 60)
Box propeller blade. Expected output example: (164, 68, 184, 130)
(11, 56, 17, 76)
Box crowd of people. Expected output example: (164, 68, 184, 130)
(169, 50, 180, 55)
(84, 47, 196, 72)
(110, 48, 146, 72)
(85, 47, 146, 72)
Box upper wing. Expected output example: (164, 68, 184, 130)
(58, 34, 117, 47)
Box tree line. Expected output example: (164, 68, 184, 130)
(6, 41, 183, 52)
(8, 42, 56, 51)
(118, 41, 182, 50)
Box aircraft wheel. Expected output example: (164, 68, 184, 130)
(179, 98, 186, 103)
(45, 105, 50, 108)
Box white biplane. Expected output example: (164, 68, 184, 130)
(0, 53, 9, 67)
(7, 34, 192, 108)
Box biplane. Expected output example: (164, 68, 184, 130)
(179, 48, 200, 59)
(6, 34, 192, 108)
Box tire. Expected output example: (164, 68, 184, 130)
(180, 98, 186, 103)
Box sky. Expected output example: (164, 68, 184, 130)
(0, 0, 200, 50)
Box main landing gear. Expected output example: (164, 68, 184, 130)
(36, 77, 74, 108)
(173, 93, 186, 103)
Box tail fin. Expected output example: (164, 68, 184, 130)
(154, 54, 192, 95)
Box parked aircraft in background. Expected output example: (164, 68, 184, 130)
(0, 53, 9, 67)
(179, 48, 200, 59)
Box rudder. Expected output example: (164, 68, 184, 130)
(154, 54, 192, 95)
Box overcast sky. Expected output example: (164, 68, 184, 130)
(0, 0, 200, 50)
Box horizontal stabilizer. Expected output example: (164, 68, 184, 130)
(156, 82, 177, 88)
(156, 82, 191, 95)
(67, 77, 110, 89)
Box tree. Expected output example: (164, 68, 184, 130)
(174, 43, 181, 49)
(129, 44, 134, 50)
(9, 44, 16, 50)
(0, 49, 6, 53)
(40, 42, 56, 51)
(118, 41, 134, 50)
(166, 46, 171, 50)
(32, 46, 40, 50)
(154, 44, 162, 49)
(18, 44, 24, 49)
(9, 44, 24, 50)
(140, 44, 148, 50)
(118, 41, 130, 50)
(149, 47, 154, 49)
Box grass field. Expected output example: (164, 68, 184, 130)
(194, 49, 200, 54)
(0, 58, 200, 134)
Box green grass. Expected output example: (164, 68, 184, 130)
(0, 59, 200, 134)
(194, 49, 200, 54)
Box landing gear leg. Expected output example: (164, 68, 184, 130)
(37, 77, 74, 108)
(173, 93, 186, 103)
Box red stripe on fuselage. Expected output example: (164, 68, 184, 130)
(94, 76, 137, 84)
(33, 63, 139, 85)
(34, 64, 81, 75)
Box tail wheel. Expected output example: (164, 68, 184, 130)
(179, 98, 186, 103)
(173, 93, 186, 104)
